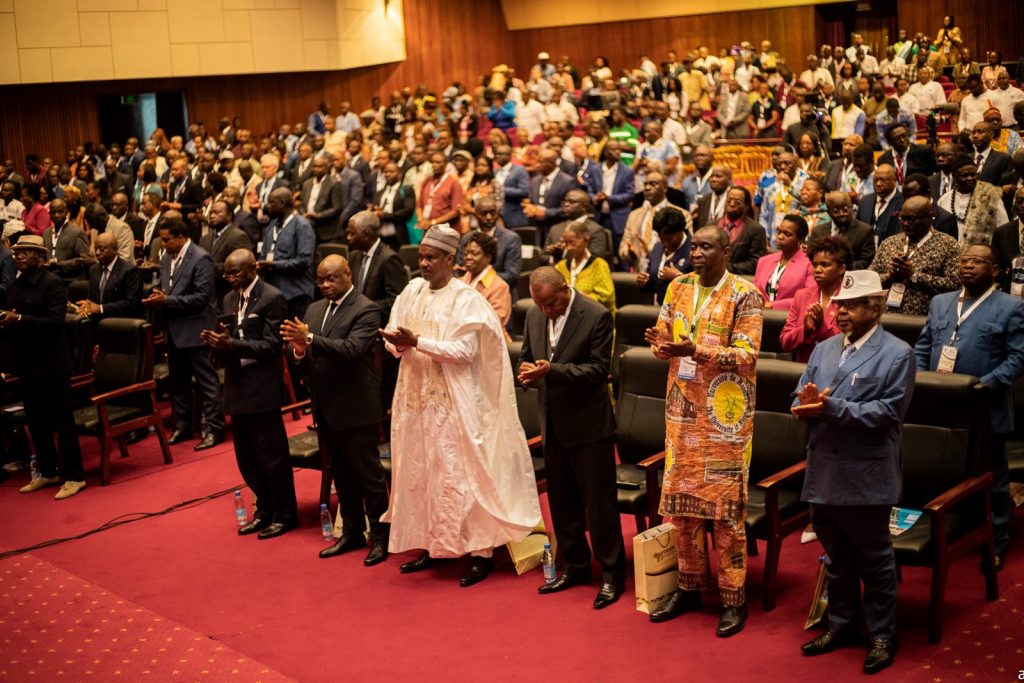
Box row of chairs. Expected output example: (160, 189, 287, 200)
(507, 339, 997, 643)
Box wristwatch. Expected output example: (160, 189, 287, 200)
(910, 272, 919, 283)
(305, 332, 313, 344)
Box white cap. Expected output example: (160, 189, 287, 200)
(537, 52, 550, 60)
(832, 270, 887, 301)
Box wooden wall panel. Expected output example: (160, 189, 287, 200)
(0, 0, 509, 167)
(896, 0, 1024, 63)
(506, 6, 822, 83)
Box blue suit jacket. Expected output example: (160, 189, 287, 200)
(796, 327, 916, 506)
(680, 173, 713, 210)
(591, 163, 636, 236)
(914, 289, 1024, 434)
(528, 171, 579, 232)
(258, 214, 315, 301)
(856, 191, 905, 243)
(641, 236, 692, 305)
(499, 164, 530, 228)
(159, 243, 218, 349)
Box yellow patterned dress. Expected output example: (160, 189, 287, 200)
(555, 255, 616, 315)
(657, 272, 763, 605)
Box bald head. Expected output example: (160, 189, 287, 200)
(224, 248, 257, 291)
(94, 231, 119, 266)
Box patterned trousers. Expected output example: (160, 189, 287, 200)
(671, 516, 747, 607)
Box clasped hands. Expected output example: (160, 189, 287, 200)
(199, 322, 233, 350)
(643, 322, 695, 360)
(517, 359, 550, 385)
(380, 326, 418, 351)
(791, 382, 832, 419)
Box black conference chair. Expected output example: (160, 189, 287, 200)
(612, 271, 651, 308)
(611, 305, 658, 390)
(881, 313, 927, 348)
(758, 309, 792, 360)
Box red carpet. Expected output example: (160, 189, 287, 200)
(1, 420, 1022, 682)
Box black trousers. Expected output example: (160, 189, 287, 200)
(286, 295, 312, 399)
(811, 503, 897, 638)
(316, 418, 390, 543)
(544, 420, 626, 582)
(231, 410, 297, 525)
(22, 374, 84, 481)
(166, 342, 224, 434)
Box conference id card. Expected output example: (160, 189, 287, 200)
(677, 358, 697, 381)
(422, 202, 432, 220)
(886, 283, 906, 308)
(936, 345, 958, 373)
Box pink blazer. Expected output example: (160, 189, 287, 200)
(778, 285, 842, 362)
(753, 249, 815, 311)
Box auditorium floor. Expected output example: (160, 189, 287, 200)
(1, 419, 1022, 682)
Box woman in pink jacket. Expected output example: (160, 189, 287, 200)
(779, 236, 851, 362)
(753, 214, 815, 311)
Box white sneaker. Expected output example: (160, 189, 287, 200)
(19, 476, 60, 493)
(800, 529, 819, 544)
(54, 480, 87, 500)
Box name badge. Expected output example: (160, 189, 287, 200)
(256, 241, 264, 253)
(422, 202, 432, 220)
(886, 282, 906, 308)
(677, 357, 697, 381)
(936, 345, 958, 373)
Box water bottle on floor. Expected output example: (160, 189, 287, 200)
(29, 455, 40, 482)
(542, 542, 556, 584)
(234, 490, 247, 527)
(320, 504, 333, 541)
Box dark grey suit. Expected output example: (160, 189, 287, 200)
(295, 293, 389, 544)
(727, 218, 768, 275)
(199, 225, 253, 302)
(519, 291, 625, 582)
(335, 168, 366, 240)
(86, 257, 143, 319)
(42, 222, 89, 282)
(159, 242, 224, 434)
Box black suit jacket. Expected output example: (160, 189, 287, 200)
(300, 175, 346, 242)
(991, 219, 1022, 287)
(199, 225, 253, 301)
(528, 171, 579, 234)
(349, 243, 408, 317)
(928, 172, 953, 201)
(519, 291, 615, 449)
(728, 218, 768, 275)
(296, 292, 383, 431)
(4, 268, 73, 378)
(975, 149, 1012, 185)
(167, 177, 205, 216)
(87, 257, 143, 319)
(878, 144, 937, 178)
(348, 158, 373, 202)
(218, 279, 288, 414)
(231, 208, 261, 246)
(119, 212, 147, 241)
(823, 159, 845, 192)
(372, 183, 415, 244)
(695, 190, 729, 228)
(808, 218, 877, 270)
(159, 243, 218, 349)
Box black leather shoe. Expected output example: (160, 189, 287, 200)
(237, 517, 271, 536)
(364, 540, 389, 566)
(400, 551, 435, 574)
(194, 432, 224, 451)
(537, 571, 592, 594)
(319, 534, 366, 559)
(801, 627, 857, 656)
(648, 589, 702, 623)
(863, 636, 898, 674)
(167, 428, 193, 445)
(257, 521, 296, 540)
(716, 603, 748, 637)
(593, 582, 624, 610)
(459, 557, 493, 587)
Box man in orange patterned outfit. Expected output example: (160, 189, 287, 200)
(643, 225, 763, 637)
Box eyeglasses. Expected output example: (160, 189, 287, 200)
(959, 257, 993, 265)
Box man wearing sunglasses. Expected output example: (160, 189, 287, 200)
(914, 242, 1024, 571)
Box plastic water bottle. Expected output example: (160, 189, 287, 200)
(542, 542, 556, 584)
(29, 455, 40, 482)
(233, 490, 247, 527)
(320, 504, 334, 541)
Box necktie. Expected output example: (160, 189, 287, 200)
(975, 153, 983, 168)
(99, 266, 110, 303)
(1019, 226, 1024, 255)
(358, 255, 371, 292)
(840, 343, 857, 367)
(538, 177, 551, 205)
(875, 197, 887, 221)
(323, 301, 338, 328)
(894, 155, 905, 184)
(169, 256, 181, 285)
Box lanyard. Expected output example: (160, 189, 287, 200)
(951, 286, 996, 343)
(268, 214, 294, 258)
(904, 230, 933, 260)
(689, 271, 729, 338)
(426, 172, 452, 200)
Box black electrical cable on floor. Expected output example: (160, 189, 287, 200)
(0, 483, 244, 561)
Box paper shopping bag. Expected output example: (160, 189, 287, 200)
(506, 520, 549, 575)
(633, 522, 678, 614)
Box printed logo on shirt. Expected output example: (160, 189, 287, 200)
(666, 383, 698, 425)
(706, 373, 751, 436)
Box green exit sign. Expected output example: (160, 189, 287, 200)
(121, 95, 139, 105)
